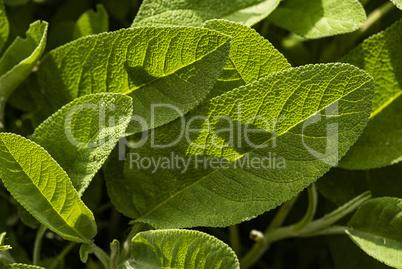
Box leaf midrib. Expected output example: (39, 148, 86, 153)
(0, 135, 91, 243)
(138, 77, 372, 220)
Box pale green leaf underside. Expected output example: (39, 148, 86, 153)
(203, 19, 290, 98)
(339, 18, 402, 169)
(347, 197, 402, 268)
(132, 0, 280, 27)
(268, 0, 366, 39)
(118, 63, 373, 229)
(31, 93, 133, 196)
(126, 230, 239, 269)
(0, 133, 97, 243)
(391, 0, 402, 10)
(37, 26, 230, 134)
(0, 265, 45, 269)
(0, 0, 8, 52)
(73, 4, 108, 40)
(0, 21, 47, 100)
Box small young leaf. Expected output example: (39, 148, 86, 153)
(73, 4, 108, 40)
(0, 20, 47, 114)
(127, 229, 239, 269)
(0, 0, 8, 53)
(347, 197, 402, 268)
(0, 265, 45, 269)
(0, 133, 97, 243)
(203, 19, 290, 98)
(0, 232, 11, 251)
(121, 63, 373, 228)
(37, 27, 230, 134)
(79, 243, 93, 263)
(31, 93, 133, 196)
(339, 19, 402, 169)
(132, 0, 280, 27)
(268, 0, 366, 39)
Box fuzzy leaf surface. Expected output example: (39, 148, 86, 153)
(347, 197, 402, 268)
(0, 21, 47, 101)
(0, 133, 97, 243)
(125, 229, 239, 269)
(339, 19, 402, 169)
(132, 0, 280, 27)
(31, 93, 133, 196)
(268, 0, 366, 39)
(0, 0, 8, 52)
(37, 27, 230, 134)
(203, 19, 290, 98)
(118, 63, 373, 228)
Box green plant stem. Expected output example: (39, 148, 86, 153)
(294, 184, 317, 231)
(91, 243, 110, 269)
(240, 191, 371, 268)
(48, 242, 76, 269)
(266, 194, 299, 232)
(33, 225, 46, 265)
(358, 1, 395, 35)
(228, 225, 241, 256)
(121, 223, 145, 261)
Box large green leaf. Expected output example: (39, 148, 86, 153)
(391, 0, 402, 10)
(122, 229, 239, 269)
(0, 133, 97, 243)
(339, 19, 402, 169)
(73, 4, 108, 40)
(116, 63, 373, 228)
(31, 93, 133, 196)
(268, 0, 366, 39)
(347, 197, 402, 268)
(0, 21, 47, 124)
(131, 0, 280, 27)
(36, 27, 230, 134)
(203, 19, 290, 98)
(0, 0, 8, 52)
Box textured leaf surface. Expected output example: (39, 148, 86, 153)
(126, 230, 239, 269)
(132, 0, 280, 27)
(73, 4, 108, 39)
(0, 133, 97, 243)
(203, 19, 290, 98)
(0, 265, 45, 269)
(117, 63, 373, 228)
(391, 0, 402, 10)
(31, 93, 133, 196)
(347, 197, 402, 268)
(0, 0, 8, 52)
(268, 0, 366, 39)
(37, 27, 230, 134)
(0, 21, 47, 101)
(339, 19, 402, 169)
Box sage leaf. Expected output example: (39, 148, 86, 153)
(0, 21, 47, 118)
(125, 229, 239, 269)
(73, 4, 108, 40)
(120, 63, 373, 228)
(268, 0, 366, 39)
(132, 0, 280, 27)
(31, 93, 132, 196)
(347, 197, 402, 268)
(36, 27, 230, 134)
(0, 133, 97, 243)
(0, 232, 11, 252)
(339, 19, 402, 169)
(203, 19, 290, 98)
(391, 0, 402, 10)
(0, 265, 45, 269)
(0, 0, 8, 52)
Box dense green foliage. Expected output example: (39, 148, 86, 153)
(0, 0, 401, 268)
